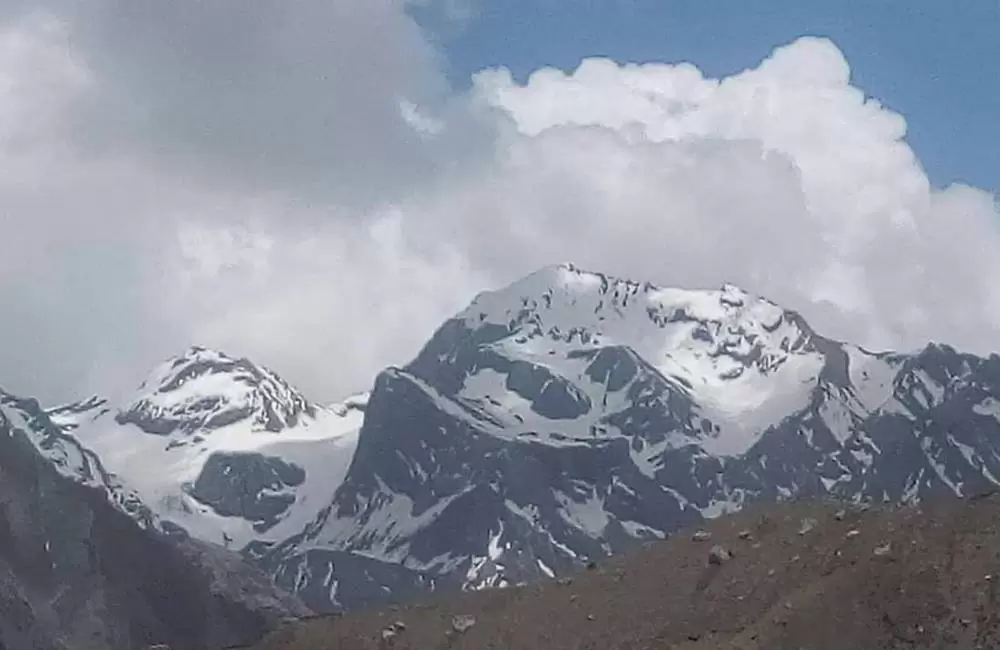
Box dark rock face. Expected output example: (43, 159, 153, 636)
(116, 397, 252, 436)
(408, 319, 592, 420)
(0, 572, 59, 650)
(262, 366, 700, 603)
(0, 389, 308, 650)
(188, 452, 306, 532)
(718, 344, 1000, 509)
(268, 549, 435, 613)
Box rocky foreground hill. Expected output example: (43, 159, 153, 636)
(247, 494, 1000, 650)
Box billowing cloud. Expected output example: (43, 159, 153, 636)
(0, 7, 998, 405)
(0, 3, 475, 401)
(62, 0, 469, 204)
(442, 38, 1000, 352)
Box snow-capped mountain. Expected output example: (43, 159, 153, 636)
(34, 264, 1000, 615)
(112, 345, 318, 435)
(50, 346, 364, 550)
(256, 264, 1000, 611)
(46, 346, 433, 611)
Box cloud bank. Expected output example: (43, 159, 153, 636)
(1, 5, 998, 404)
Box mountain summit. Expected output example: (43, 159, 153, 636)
(115, 346, 317, 436)
(436, 262, 874, 455)
(50, 347, 363, 552)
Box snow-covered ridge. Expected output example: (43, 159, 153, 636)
(115, 346, 316, 436)
(464, 263, 817, 382)
(463, 263, 798, 353)
(46, 348, 367, 552)
(451, 263, 856, 456)
(1, 389, 156, 528)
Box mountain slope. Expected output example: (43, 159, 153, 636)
(249, 495, 1000, 650)
(0, 387, 307, 650)
(259, 264, 1000, 611)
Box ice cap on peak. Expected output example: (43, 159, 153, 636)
(458, 263, 779, 333)
(118, 346, 315, 436)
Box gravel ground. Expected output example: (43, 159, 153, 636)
(245, 494, 1000, 650)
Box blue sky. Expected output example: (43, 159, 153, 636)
(416, 0, 1000, 193)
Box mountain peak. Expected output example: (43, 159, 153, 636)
(457, 264, 794, 355)
(511, 263, 656, 295)
(403, 265, 834, 460)
(116, 346, 316, 436)
(503, 264, 753, 299)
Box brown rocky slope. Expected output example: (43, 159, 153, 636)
(248, 495, 1000, 650)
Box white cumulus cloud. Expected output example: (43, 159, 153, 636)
(0, 7, 997, 404)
